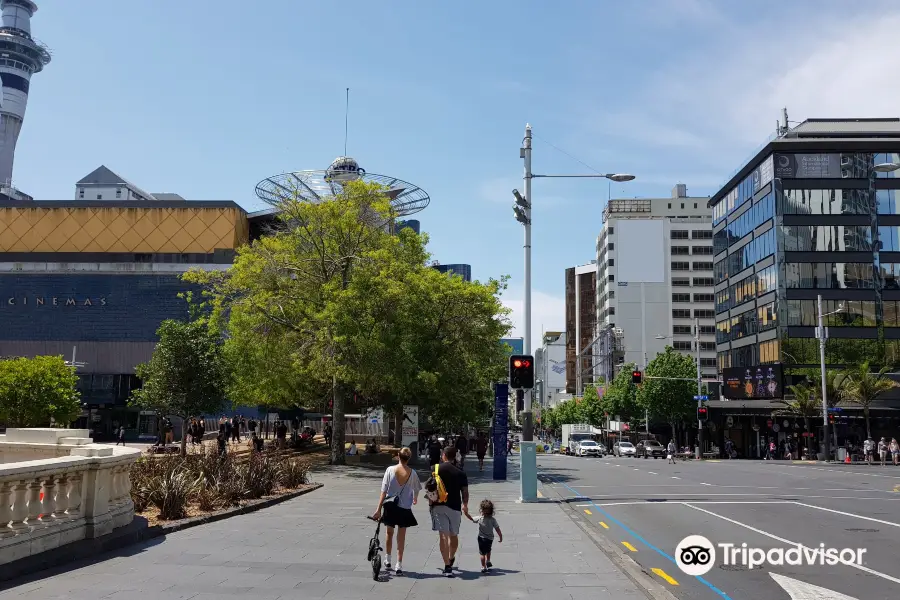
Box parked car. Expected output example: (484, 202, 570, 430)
(575, 439, 603, 457)
(636, 439, 665, 459)
(613, 441, 636, 457)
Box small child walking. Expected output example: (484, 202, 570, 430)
(467, 499, 503, 573)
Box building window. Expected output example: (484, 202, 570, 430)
(783, 224, 874, 252)
(97, 194, 102, 200)
(609, 274, 615, 282)
(717, 350, 732, 370)
(673, 341, 693, 351)
(693, 262, 713, 271)
(716, 288, 730, 313)
(672, 277, 690, 287)
(787, 299, 876, 327)
(694, 203, 698, 208)
(692, 246, 713, 255)
(784, 263, 875, 289)
(78, 188, 84, 198)
(699, 341, 716, 352)
(757, 302, 777, 331)
(608, 243, 614, 250)
(716, 320, 730, 344)
(700, 358, 717, 368)
(674, 325, 692, 334)
(672, 293, 691, 303)
(673, 309, 691, 319)
(694, 309, 714, 319)
(693, 277, 714, 286)
(713, 192, 774, 254)
(883, 300, 900, 326)
(759, 339, 780, 364)
(668, 203, 672, 209)
(681, 203, 685, 209)
(693, 293, 714, 303)
(714, 229, 776, 283)
(609, 290, 615, 299)
(608, 227, 614, 235)
(783, 188, 873, 215)
(671, 246, 690, 255)
(609, 306, 615, 315)
(115, 188, 122, 199)
(608, 259, 615, 267)
(699, 325, 715, 334)
(672, 262, 690, 271)
(671, 230, 689, 240)
(692, 230, 713, 240)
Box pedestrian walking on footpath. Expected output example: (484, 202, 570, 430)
(864, 436, 875, 465)
(372, 447, 421, 575)
(116, 425, 125, 446)
(667, 439, 677, 464)
(466, 499, 502, 573)
(891, 438, 900, 466)
(428, 447, 469, 577)
(475, 432, 488, 472)
(878, 437, 888, 466)
(455, 434, 468, 468)
(427, 436, 442, 467)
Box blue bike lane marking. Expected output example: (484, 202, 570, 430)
(544, 475, 733, 600)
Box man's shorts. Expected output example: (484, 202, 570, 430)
(477, 536, 493, 556)
(431, 505, 461, 536)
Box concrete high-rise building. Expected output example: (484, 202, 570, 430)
(535, 331, 567, 407)
(594, 184, 717, 384)
(0, 0, 51, 187)
(565, 262, 597, 395)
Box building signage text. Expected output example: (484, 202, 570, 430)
(4, 296, 107, 307)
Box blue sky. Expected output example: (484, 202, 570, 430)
(16, 0, 900, 350)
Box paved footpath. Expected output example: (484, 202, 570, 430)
(0, 458, 667, 600)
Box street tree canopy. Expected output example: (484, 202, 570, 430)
(186, 181, 510, 462)
(636, 348, 696, 437)
(130, 318, 228, 455)
(600, 362, 640, 424)
(0, 356, 81, 428)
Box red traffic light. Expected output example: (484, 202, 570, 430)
(513, 360, 522, 368)
(698, 407, 708, 414)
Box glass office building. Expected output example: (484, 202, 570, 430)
(710, 119, 900, 374)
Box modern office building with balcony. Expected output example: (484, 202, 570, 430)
(709, 117, 900, 454)
(594, 184, 717, 386)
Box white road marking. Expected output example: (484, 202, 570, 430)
(791, 501, 900, 529)
(700, 482, 712, 486)
(770, 573, 858, 600)
(671, 476, 680, 479)
(647, 472, 658, 475)
(596, 501, 794, 506)
(683, 503, 900, 586)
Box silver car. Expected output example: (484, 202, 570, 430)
(614, 441, 636, 457)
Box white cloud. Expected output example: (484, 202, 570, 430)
(501, 287, 566, 353)
(589, 6, 900, 171)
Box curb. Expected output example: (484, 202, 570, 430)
(0, 483, 323, 585)
(538, 480, 679, 600)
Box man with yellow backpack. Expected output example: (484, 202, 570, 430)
(425, 447, 469, 577)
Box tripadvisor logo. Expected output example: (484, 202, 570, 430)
(5, 296, 107, 307)
(675, 535, 866, 576)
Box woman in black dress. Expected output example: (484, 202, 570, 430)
(372, 447, 421, 575)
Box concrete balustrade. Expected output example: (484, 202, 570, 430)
(0, 429, 141, 566)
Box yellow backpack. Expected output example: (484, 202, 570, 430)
(426, 464, 448, 503)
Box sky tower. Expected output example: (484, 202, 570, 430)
(0, 0, 50, 187)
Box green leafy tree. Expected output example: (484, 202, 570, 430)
(579, 385, 605, 428)
(0, 356, 81, 427)
(844, 361, 898, 439)
(130, 319, 228, 456)
(636, 348, 696, 439)
(600, 363, 640, 426)
(777, 383, 821, 457)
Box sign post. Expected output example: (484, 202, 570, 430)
(493, 383, 508, 481)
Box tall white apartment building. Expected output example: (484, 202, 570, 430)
(594, 184, 717, 384)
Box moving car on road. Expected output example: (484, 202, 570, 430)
(575, 439, 604, 457)
(613, 441, 636, 457)
(636, 439, 665, 459)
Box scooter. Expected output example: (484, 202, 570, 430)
(366, 516, 383, 581)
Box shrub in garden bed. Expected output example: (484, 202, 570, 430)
(130, 447, 312, 520)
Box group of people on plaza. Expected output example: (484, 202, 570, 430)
(372, 444, 501, 577)
(423, 432, 490, 472)
(861, 436, 900, 465)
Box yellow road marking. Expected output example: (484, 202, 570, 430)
(893, 484, 900, 493)
(652, 568, 679, 586)
(599, 521, 609, 529)
(621, 541, 637, 552)
(584, 509, 592, 515)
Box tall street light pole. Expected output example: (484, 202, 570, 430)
(515, 123, 634, 501)
(817, 295, 845, 462)
(695, 318, 703, 458)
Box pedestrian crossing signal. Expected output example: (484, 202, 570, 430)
(632, 370, 642, 384)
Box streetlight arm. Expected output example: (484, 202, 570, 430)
(531, 174, 617, 178)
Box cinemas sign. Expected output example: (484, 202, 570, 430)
(4, 296, 108, 307)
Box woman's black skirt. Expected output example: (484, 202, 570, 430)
(383, 503, 418, 528)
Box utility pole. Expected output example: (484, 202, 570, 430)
(695, 318, 703, 458)
(521, 124, 533, 443)
(817, 294, 831, 462)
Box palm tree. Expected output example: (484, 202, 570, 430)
(810, 369, 850, 410)
(778, 383, 821, 458)
(844, 361, 898, 439)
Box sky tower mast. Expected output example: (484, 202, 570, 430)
(0, 0, 51, 187)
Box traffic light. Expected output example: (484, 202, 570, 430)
(697, 405, 709, 421)
(632, 370, 642, 384)
(509, 355, 535, 389)
(515, 389, 525, 412)
(828, 413, 835, 425)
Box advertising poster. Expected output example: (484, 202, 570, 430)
(774, 153, 841, 179)
(722, 365, 783, 399)
(401, 405, 418, 448)
(493, 383, 508, 480)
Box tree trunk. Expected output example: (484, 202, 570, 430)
(180, 417, 188, 457)
(670, 421, 676, 443)
(864, 405, 871, 439)
(330, 375, 346, 465)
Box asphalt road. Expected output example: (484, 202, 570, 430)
(535, 453, 900, 600)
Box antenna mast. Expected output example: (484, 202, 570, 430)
(344, 87, 350, 156)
